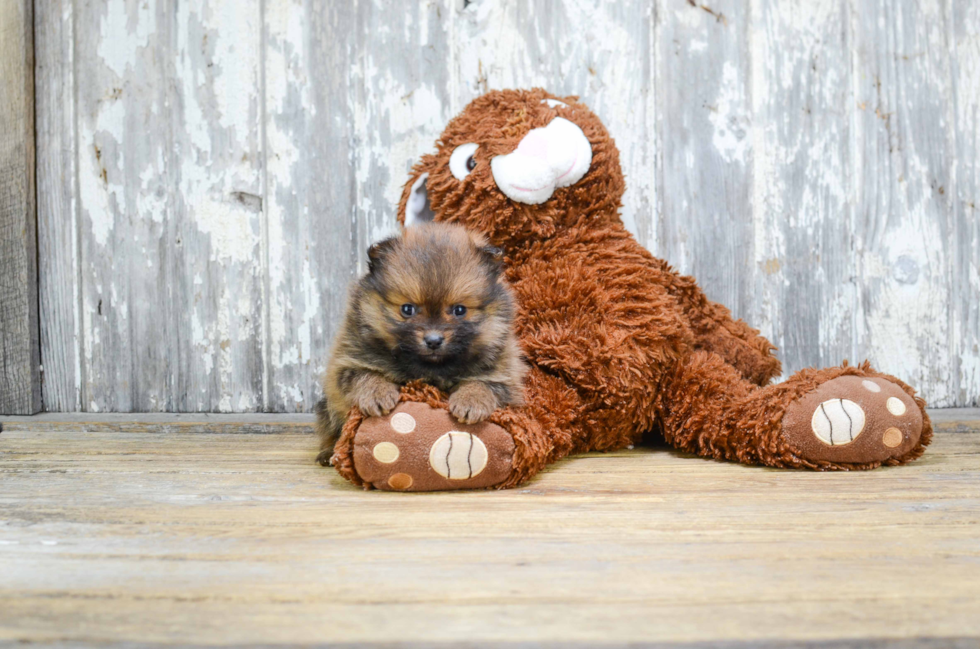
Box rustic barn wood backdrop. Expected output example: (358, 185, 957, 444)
(31, 0, 979, 413)
(1, 0, 41, 414)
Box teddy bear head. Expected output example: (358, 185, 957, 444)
(397, 88, 625, 247)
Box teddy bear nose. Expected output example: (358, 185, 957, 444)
(490, 117, 593, 205)
(516, 129, 549, 161)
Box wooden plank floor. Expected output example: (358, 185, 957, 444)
(1, 411, 979, 648)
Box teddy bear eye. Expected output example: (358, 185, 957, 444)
(449, 143, 479, 180)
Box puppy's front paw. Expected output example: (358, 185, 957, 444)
(357, 382, 401, 417)
(449, 383, 498, 424)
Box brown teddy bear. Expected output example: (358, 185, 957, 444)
(329, 88, 930, 491)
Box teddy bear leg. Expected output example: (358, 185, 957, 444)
(657, 351, 931, 469)
(696, 316, 782, 387)
(329, 367, 580, 491)
(645, 258, 782, 386)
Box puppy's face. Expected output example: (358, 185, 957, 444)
(360, 223, 510, 368)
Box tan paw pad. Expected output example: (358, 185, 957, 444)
(372, 442, 400, 463)
(811, 398, 866, 446)
(886, 397, 907, 416)
(862, 380, 881, 393)
(882, 427, 903, 448)
(429, 432, 489, 479)
(390, 412, 416, 433)
(388, 473, 414, 490)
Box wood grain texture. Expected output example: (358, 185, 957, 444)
(0, 421, 977, 645)
(748, 0, 857, 372)
(850, 0, 958, 409)
(34, 0, 980, 411)
(169, 0, 266, 413)
(657, 0, 755, 325)
(950, 0, 980, 407)
(65, 0, 266, 412)
(0, 411, 316, 434)
(261, 0, 455, 412)
(0, 0, 41, 415)
(71, 0, 171, 412)
(2, 406, 975, 433)
(34, 0, 80, 413)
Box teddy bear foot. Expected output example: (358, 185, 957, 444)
(350, 402, 515, 491)
(781, 375, 925, 467)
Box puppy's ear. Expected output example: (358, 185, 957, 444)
(480, 245, 503, 262)
(367, 237, 398, 274)
(479, 245, 505, 280)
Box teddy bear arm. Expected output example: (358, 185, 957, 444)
(569, 228, 781, 385)
(329, 367, 585, 491)
(512, 260, 692, 431)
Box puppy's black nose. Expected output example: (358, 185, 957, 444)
(424, 333, 444, 350)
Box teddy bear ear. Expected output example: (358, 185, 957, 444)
(399, 171, 434, 227)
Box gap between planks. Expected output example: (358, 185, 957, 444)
(1, 408, 978, 435)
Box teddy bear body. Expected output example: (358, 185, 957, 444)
(328, 89, 930, 491)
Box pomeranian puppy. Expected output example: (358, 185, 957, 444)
(315, 222, 526, 465)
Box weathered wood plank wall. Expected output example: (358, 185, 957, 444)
(1, 0, 41, 415)
(34, 0, 980, 412)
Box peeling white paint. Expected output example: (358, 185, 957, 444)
(97, 0, 153, 77)
(80, 91, 127, 247)
(709, 62, 750, 165)
(192, 312, 215, 376)
(210, 2, 260, 132)
(193, 199, 260, 264)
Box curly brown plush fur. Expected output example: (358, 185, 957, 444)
(329, 88, 930, 490)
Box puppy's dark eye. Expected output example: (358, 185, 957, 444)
(451, 304, 467, 317)
(466, 156, 476, 172)
(400, 304, 417, 317)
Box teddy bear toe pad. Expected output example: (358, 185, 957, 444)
(352, 402, 514, 491)
(782, 375, 923, 465)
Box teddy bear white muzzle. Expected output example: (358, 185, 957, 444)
(490, 117, 592, 205)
